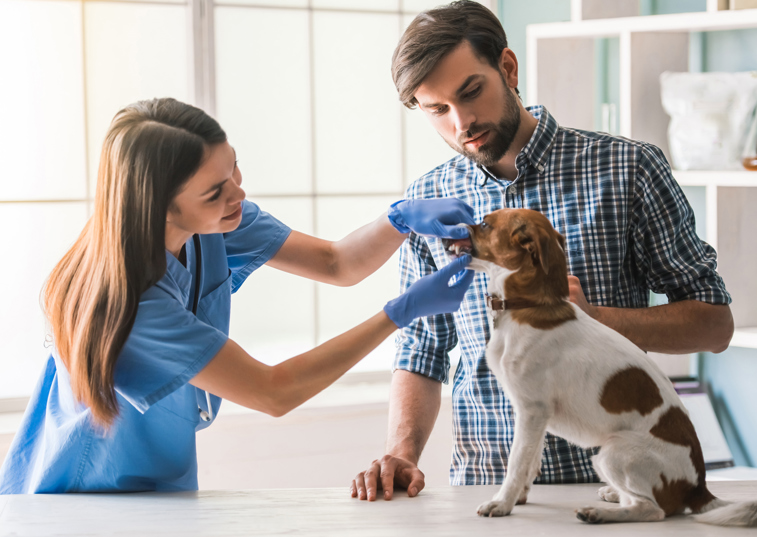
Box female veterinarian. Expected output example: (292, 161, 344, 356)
(0, 98, 475, 494)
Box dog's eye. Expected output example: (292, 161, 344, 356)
(480, 221, 488, 229)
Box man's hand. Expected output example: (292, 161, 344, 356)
(568, 275, 599, 319)
(350, 455, 425, 501)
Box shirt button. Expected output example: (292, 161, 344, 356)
(537, 164, 545, 172)
(509, 186, 516, 193)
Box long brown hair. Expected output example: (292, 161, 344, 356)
(44, 98, 226, 428)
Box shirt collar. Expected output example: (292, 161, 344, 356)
(477, 105, 559, 186)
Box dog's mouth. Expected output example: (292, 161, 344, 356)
(442, 237, 474, 258)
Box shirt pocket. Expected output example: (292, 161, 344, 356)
(197, 269, 233, 335)
(563, 222, 622, 256)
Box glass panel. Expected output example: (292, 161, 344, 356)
(312, 0, 399, 10)
(313, 12, 403, 194)
(84, 2, 189, 195)
(315, 196, 399, 372)
(0, 0, 87, 201)
(0, 202, 88, 399)
(402, 0, 449, 11)
(229, 197, 315, 365)
(403, 107, 458, 189)
(217, 0, 307, 6)
(215, 7, 312, 196)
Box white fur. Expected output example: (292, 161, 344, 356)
(471, 259, 756, 525)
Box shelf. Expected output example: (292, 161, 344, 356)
(527, 8, 757, 39)
(673, 170, 757, 187)
(730, 327, 757, 349)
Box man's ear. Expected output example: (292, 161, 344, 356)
(512, 224, 550, 275)
(499, 48, 519, 90)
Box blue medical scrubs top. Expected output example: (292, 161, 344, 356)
(0, 201, 290, 493)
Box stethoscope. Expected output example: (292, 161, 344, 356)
(191, 234, 214, 423)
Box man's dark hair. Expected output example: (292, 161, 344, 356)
(391, 1, 515, 109)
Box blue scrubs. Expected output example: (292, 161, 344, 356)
(0, 201, 290, 493)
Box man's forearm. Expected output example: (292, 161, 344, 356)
(386, 370, 442, 465)
(594, 300, 734, 354)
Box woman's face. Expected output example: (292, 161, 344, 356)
(167, 141, 246, 237)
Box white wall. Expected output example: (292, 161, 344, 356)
(0, 0, 490, 400)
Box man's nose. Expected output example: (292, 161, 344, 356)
(450, 106, 476, 136)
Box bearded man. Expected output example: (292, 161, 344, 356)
(351, 0, 733, 501)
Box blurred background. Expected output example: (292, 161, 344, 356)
(1, 0, 756, 489)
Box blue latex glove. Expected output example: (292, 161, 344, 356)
(387, 198, 475, 239)
(384, 255, 474, 329)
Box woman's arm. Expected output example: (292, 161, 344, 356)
(265, 214, 404, 287)
(190, 311, 397, 417)
(265, 199, 476, 287)
(190, 255, 473, 417)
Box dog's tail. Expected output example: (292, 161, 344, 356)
(692, 497, 757, 527)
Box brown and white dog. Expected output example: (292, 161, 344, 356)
(445, 207, 756, 526)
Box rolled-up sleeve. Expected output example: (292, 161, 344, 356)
(393, 232, 458, 384)
(631, 145, 731, 305)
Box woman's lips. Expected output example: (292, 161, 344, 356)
(222, 205, 242, 220)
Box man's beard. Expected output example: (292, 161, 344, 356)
(446, 80, 521, 168)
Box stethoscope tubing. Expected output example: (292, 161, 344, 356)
(192, 235, 214, 423)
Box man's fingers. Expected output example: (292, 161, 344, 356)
(379, 457, 399, 500)
(354, 473, 367, 501)
(404, 467, 426, 497)
(363, 461, 382, 501)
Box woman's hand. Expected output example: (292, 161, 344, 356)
(388, 198, 475, 239)
(383, 255, 474, 329)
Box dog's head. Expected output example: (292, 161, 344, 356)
(444, 208, 569, 299)
(472, 208, 565, 273)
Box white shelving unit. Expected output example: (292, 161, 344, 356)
(526, 1, 757, 352)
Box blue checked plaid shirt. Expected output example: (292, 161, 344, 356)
(394, 106, 731, 486)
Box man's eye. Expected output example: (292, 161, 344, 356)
(463, 87, 481, 100)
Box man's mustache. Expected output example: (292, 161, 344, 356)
(458, 124, 495, 145)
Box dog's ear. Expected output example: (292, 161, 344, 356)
(512, 224, 551, 275)
(556, 232, 566, 252)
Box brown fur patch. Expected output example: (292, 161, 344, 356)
(599, 366, 664, 416)
(650, 406, 715, 514)
(469, 209, 576, 330)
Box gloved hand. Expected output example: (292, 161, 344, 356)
(387, 198, 475, 239)
(384, 255, 474, 329)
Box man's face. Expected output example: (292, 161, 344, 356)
(414, 41, 521, 167)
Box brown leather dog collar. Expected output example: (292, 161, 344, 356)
(485, 294, 542, 311)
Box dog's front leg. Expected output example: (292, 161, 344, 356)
(477, 406, 549, 517)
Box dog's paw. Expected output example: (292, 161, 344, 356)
(597, 486, 620, 503)
(477, 501, 511, 517)
(576, 507, 603, 524)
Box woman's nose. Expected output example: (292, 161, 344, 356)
(230, 172, 245, 203)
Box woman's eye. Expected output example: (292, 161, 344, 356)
(208, 189, 222, 202)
